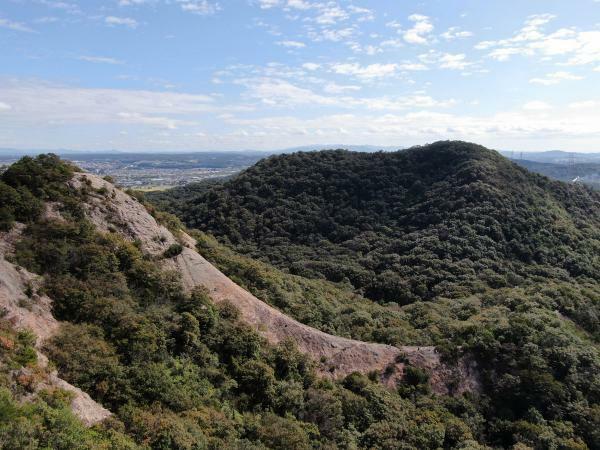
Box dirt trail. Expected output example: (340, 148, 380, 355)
(72, 173, 479, 394)
(0, 224, 111, 426)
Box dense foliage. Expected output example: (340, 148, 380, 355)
(1, 154, 494, 449)
(149, 142, 600, 448)
(1, 151, 599, 448)
(150, 141, 599, 306)
(192, 231, 423, 345)
(0, 319, 139, 449)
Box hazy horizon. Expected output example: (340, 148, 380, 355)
(2, 144, 600, 156)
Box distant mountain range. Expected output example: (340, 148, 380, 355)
(3, 145, 599, 159)
(3, 146, 599, 189)
(499, 150, 600, 164)
(0, 145, 402, 158)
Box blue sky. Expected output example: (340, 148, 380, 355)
(1, 0, 600, 152)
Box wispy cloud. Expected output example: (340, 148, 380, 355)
(0, 17, 35, 33)
(331, 63, 398, 80)
(177, 1, 221, 15)
(523, 100, 552, 110)
(277, 40, 306, 48)
(441, 26, 473, 40)
(0, 79, 216, 129)
(105, 16, 139, 28)
(302, 62, 320, 71)
(38, 0, 80, 15)
(78, 55, 124, 65)
(419, 51, 474, 71)
(530, 71, 583, 85)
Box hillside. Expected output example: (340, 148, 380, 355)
(0, 154, 481, 449)
(150, 141, 599, 304)
(0, 150, 599, 448)
(149, 141, 600, 449)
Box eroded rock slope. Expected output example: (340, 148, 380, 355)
(72, 173, 479, 394)
(0, 224, 112, 426)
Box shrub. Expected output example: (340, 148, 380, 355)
(164, 243, 184, 258)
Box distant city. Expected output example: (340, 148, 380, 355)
(1, 147, 599, 190)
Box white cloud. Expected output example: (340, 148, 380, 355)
(116, 0, 219, 14)
(438, 53, 471, 70)
(254, 0, 372, 46)
(0, 17, 35, 33)
(117, 112, 178, 129)
(380, 38, 404, 49)
(277, 40, 306, 48)
(0, 80, 216, 128)
(257, 0, 279, 9)
(347, 42, 382, 55)
(236, 77, 339, 106)
(105, 16, 138, 28)
(398, 62, 428, 71)
(403, 14, 434, 44)
(488, 47, 530, 62)
(314, 5, 349, 25)
(119, 0, 154, 5)
(33, 16, 59, 24)
(360, 95, 455, 110)
(177, 1, 220, 15)
(307, 26, 355, 42)
(221, 102, 600, 150)
(529, 71, 583, 85)
(286, 0, 313, 10)
(477, 14, 600, 66)
(234, 76, 454, 111)
(348, 5, 374, 22)
(0, 102, 12, 111)
(474, 41, 496, 50)
(569, 100, 599, 109)
(523, 100, 552, 111)
(79, 55, 124, 65)
(331, 63, 397, 80)
(419, 51, 474, 70)
(323, 83, 361, 94)
(563, 31, 600, 65)
(302, 62, 320, 71)
(38, 1, 80, 14)
(441, 27, 473, 40)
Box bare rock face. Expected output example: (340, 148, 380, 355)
(0, 224, 59, 344)
(74, 173, 480, 395)
(0, 224, 111, 426)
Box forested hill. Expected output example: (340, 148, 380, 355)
(150, 141, 600, 306)
(1, 152, 599, 448)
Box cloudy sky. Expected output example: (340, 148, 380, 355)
(1, 0, 600, 152)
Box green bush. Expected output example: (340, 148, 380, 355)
(164, 243, 183, 258)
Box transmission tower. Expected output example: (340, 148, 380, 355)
(568, 152, 577, 182)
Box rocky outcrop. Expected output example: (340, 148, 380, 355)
(73, 173, 480, 394)
(0, 224, 111, 426)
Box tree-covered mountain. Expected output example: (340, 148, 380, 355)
(147, 141, 600, 449)
(0, 154, 491, 449)
(1, 150, 600, 449)
(150, 141, 599, 305)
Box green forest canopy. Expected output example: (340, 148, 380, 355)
(0, 149, 599, 449)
